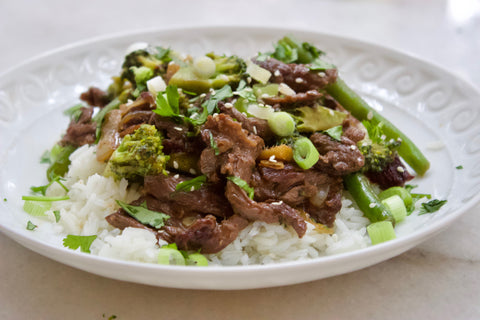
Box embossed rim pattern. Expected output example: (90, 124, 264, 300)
(0, 26, 479, 290)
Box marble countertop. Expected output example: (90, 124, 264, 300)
(1, 0, 479, 319)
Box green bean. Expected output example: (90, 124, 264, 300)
(326, 78, 430, 176)
(344, 173, 394, 223)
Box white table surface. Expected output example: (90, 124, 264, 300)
(1, 0, 479, 319)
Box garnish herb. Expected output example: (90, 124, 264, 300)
(154, 85, 180, 117)
(26, 221, 37, 231)
(31, 177, 69, 196)
(186, 85, 233, 126)
(63, 103, 84, 122)
(116, 200, 170, 229)
(209, 131, 220, 155)
(456, 165, 464, 170)
(308, 59, 336, 71)
(227, 176, 254, 199)
(235, 80, 257, 102)
(63, 235, 97, 253)
(419, 199, 447, 215)
(324, 125, 343, 141)
(53, 210, 61, 223)
(22, 195, 69, 202)
(175, 175, 207, 192)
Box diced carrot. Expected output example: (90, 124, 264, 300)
(259, 144, 293, 162)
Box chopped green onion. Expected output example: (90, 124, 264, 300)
(292, 137, 320, 169)
(23, 201, 51, 217)
(227, 176, 254, 199)
(381, 195, 407, 223)
(158, 247, 186, 266)
(209, 131, 219, 156)
(268, 112, 296, 137)
(21, 195, 69, 202)
(378, 186, 413, 211)
(185, 253, 209, 266)
(367, 221, 396, 245)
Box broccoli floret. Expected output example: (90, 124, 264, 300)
(168, 53, 246, 94)
(121, 47, 172, 89)
(359, 121, 401, 172)
(104, 124, 168, 181)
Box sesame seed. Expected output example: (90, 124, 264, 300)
(350, 145, 357, 150)
(190, 186, 195, 192)
(258, 103, 265, 107)
(174, 174, 180, 179)
(224, 102, 233, 108)
(173, 161, 179, 169)
(295, 77, 304, 83)
(261, 93, 269, 98)
(189, 168, 196, 175)
(369, 203, 377, 208)
(174, 127, 183, 131)
(253, 126, 258, 135)
(200, 93, 206, 98)
(269, 155, 277, 162)
(274, 70, 281, 77)
(209, 88, 216, 95)
(397, 166, 405, 173)
(318, 72, 326, 77)
(367, 111, 373, 120)
(247, 77, 252, 83)
(329, 109, 334, 116)
(380, 134, 386, 140)
(271, 201, 283, 205)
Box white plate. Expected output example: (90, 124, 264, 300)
(1, 26, 479, 290)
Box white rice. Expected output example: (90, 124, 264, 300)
(42, 145, 370, 265)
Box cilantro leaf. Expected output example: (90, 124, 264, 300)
(154, 85, 180, 117)
(26, 221, 37, 231)
(456, 165, 464, 170)
(209, 131, 219, 155)
(227, 176, 254, 199)
(63, 103, 84, 122)
(324, 125, 343, 141)
(175, 175, 207, 192)
(63, 235, 97, 253)
(186, 85, 233, 126)
(308, 59, 336, 71)
(53, 210, 61, 223)
(116, 200, 170, 229)
(419, 199, 447, 215)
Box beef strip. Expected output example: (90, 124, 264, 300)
(253, 57, 337, 92)
(144, 174, 233, 219)
(60, 106, 96, 147)
(365, 155, 414, 189)
(261, 90, 322, 109)
(199, 113, 264, 183)
(80, 87, 110, 107)
(310, 133, 365, 176)
(225, 182, 307, 237)
(218, 101, 274, 141)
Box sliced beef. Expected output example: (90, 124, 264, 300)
(365, 155, 414, 189)
(304, 175, 343, 227)
(60, 107, 96, 147)
(144, 174, 233, 218)
(218, 101, 274, 141)
(199, 114, 264, 183)
(253, 57, 337, 92)
(225, 182, 307, 237)
(310, 133, 365, 176)
(161, 214, 249, 254)
(80, 87, 110, 107)
(261, 90, 322, 109)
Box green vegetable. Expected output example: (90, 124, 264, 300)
(22, 195, 69, 202)
(227, 176, 254, 199)
(268, 112, 296, 137)
(292, 137, 320, 170)
(158, 246, 186, 265)
(154, 85, 180, 117)
(270, 36, 323, 64)
(23, 201, 51, 217)
(295, 105, 347, 132)
(130, 66, 154, 95)
(344, 173, 393, 223)
(63, 103, 84, 122)
(53, 210, 61, 223)
(381, 195, 407, 223)
(169, 53, 246, 94)
(367, 221, 396, 245)
(253, 83, 279, 98)
(44, 144, 77, 182)
(378, 186, 413, 211)
(456, 165, 463, 170)
(186, 253, 209, 266)
(104, 124, 168, 181)
(235, 80, 257, 102)
(358, 120, 401, 173)
(209, 131, 219, 155)
(419, 199, 447, 215)
(63, 235, 97, 253)
(121, 47, 171, 85)
(326, 78, 430, 175)
(30, 178, 68, 196)
(187, 85, 233, 125)
(175, 175, 207, 192)
(116, 200, 170, 229)
(26, 221, 37, 231)
(324, 125, 343, 141)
